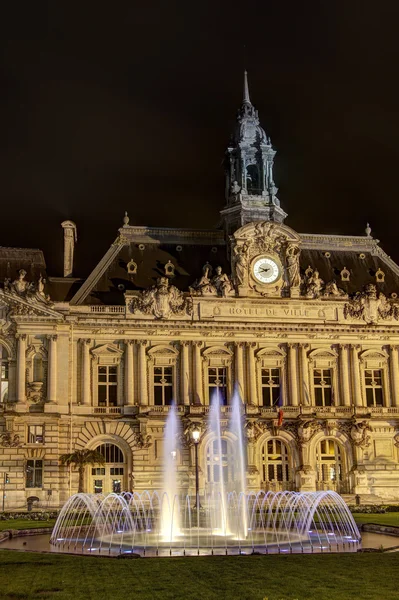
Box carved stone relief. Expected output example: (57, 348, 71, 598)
(129, 277, 192, 319)
(344, 284, 399, 324)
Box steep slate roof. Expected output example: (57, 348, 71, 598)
(68, 225, 399, 306)
(300, 233, 399, 297)
(0, 247, 47, 280)
(69, 226, 227, 306)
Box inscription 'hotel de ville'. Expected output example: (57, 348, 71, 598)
(1, 73, 399, 509)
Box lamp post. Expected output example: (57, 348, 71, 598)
(191, 426, 201, 509)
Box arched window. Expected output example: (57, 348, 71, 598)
(33, 354, 44, 382)
(261, 439, 292, 491)
(0, 345, 9, 403)
(246, 164, 260, 194)
(206, 439, 235, 490)
(316, 439, 345, 493)
(96, 443, 124, 463)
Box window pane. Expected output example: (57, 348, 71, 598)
(366, 388, 374, 407)
(108, 385, 117, 406)
(374, 388, 383, 406)
(315, 388, 323, 406)
(154, 386, 163, 406)
(164, 385, 173, 406)
(98, 386, 107, 405)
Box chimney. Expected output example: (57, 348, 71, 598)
(61, 221, 77, 277)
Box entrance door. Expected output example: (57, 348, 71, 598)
(316, 439, 346, 493)
(89, 443, 127, 494)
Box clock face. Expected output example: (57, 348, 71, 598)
(253, 257, 280, 284)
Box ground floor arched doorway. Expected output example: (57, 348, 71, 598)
(315, 439, 348, 493)
(89, 442, 128, 494)
(261, 438, 294, 491)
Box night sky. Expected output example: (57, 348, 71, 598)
(1, 2, 399, 277)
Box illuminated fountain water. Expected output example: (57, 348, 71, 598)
(208, 390, 230, 536)
(50, 490, 361, 556)
(50, 390, 361, 556)
(229, 385, 248, 539)
(161, 404, 181, 541)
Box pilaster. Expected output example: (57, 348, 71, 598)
(339, 344, 351, 407)
(125, 340, 134, 406)
(288, 343, 299, 406)
(47, 335, 58, 404)
(138, 340, 148, 405)
(181, 341, 190, 406)
(389, 345, 399, 407)
(80, 338, 92, 406)
(193, 341, 203, 405)
(246, 342, 257, 405)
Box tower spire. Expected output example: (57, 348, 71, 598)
(220, 73, 287, 235)
(243, 70, 251, 104)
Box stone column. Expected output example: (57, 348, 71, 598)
(181, 341, 190, 406)
(16, 334, 26, 404)
(389, 345, 399, 407)
(299, 343, 310, 406)
(47, 335, 58, 404)
(351, 345, 363, 407)
(246, 342, 257, 405)
(235, 342, 245, 401)
(125, 340, 134, 406)
(193, 341, 203, 405)
(81, 339, 92, 406)
(288, 343, 299, 406)
(339, 344, 351, 407)
(137, 340, 148, 405)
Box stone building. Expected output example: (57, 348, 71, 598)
(1, 73, 399, 509)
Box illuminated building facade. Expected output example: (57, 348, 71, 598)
(1, 74, 399, 508)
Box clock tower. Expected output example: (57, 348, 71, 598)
(220, 72, 287, 237)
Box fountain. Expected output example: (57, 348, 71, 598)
(160, 404, 181, 541)
(50, 394, 361, 556)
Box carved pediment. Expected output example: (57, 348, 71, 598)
(0, 289, 63, 320)
(91, 343, 124, 365)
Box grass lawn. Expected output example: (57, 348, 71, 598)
(353, 512, 399, 527)
(0, 550, 398, 600)
(0, 519, 56, 532)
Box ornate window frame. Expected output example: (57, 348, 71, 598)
(308, 348, 338, 406)
(26, 344, 48, 403)
(147, 344, 179, 406)
(91, 343, 124, 407)
(359, 349, 389, 408)
(202, 345, 233, 405)
(255, 347, 286, 407)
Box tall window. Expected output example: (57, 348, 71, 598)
(262, 439, 290, 484)
(154, 366, 173, 406)
(316, 440, 343, 490)
(206, 439, 235, 487)
(26, 459, 43, 488)
(314, 368, 333, 406)
(261, 368, 280, 406)
(98, 365, 118, 407)
(28, 425, 44, 444)
(365, 369, 384, 406)
(208, 367, 227, 405)
(0, 345, 9, 403)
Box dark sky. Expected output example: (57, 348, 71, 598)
(1, 2, 399, 277)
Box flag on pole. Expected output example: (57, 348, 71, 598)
(277, 407, 284, 427)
